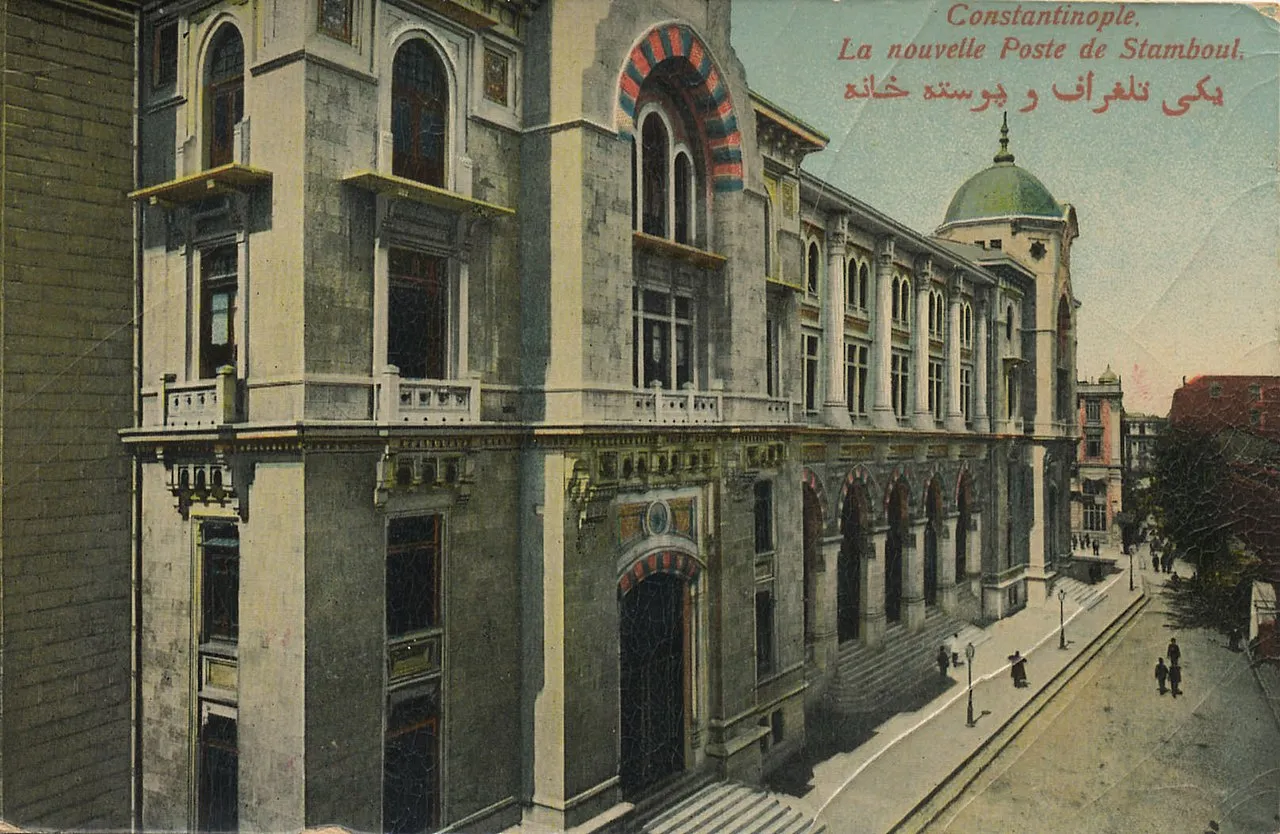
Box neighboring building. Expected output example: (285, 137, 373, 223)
(1170, 375, 1280, 442)
(1122, 412, 1166, 485)
(0, 0, 136, 828)
(120, 2, 1080, 832)
(1169, 375, 1280, 568)
(1072, 366, 1124, 545)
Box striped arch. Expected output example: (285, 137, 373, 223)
(802, 467, 829, 526)
(954, 464, 977, 507)
(837, 467, 875, 533)
(616, 22, 744, 192)
(883, 467, 913, 518)
(618, 549, 702, 595)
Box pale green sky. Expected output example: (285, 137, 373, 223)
(731, 0, 1279, 414)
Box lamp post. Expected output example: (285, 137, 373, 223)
(965, 642, 976, 727)
(1128, 545, 1134, 592)
(1058, 587, 1068, 650)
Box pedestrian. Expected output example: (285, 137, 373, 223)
(1167, 637, 1181, 666)
(937, 645, 951, 679)
(1169, 662, 1182, 697)
(1009, 650, 1028, 688)
(1154, 657, 1168, 694)
(1093, 539, 1100, 556)
(1228, 627, 1242, 652)
(1152, 552, 1160, 573)
(1072, 534, 1078, 551)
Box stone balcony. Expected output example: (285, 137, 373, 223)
(582, 385, 794, 426)
(376, 367, 480, 425)
(159, 367, 238, 428)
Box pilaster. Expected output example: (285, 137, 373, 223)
(911, 257, 933, 431)
(945, 277, 966, 432)
(904, 520, 927, 631)
(870, 237, 898, 429)
(822, 215, 853, 428)
(974, 294, 990, 433)
(939, 514, 959, 613)
(863, 531, 888, 647)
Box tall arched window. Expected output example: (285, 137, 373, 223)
(763, 197, 774, 276)
(899, 277, 911, 325)
(891, 276, 901, 319)
(392, 39, 449, 187)
(1057, 296, 1072, 363)
(673, 152, 693, 244)
(858, 263, 870, 309)
(1006, 304, 1015, 343)
(640, 113, 669, 237)
(846, 260, 858, 308)
(205, 26, 244, 168)
(806, 241, 820, 295)
(961, 302, 973, 347)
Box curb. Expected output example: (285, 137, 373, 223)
(1245, 643, 1280, 733)
(884, 591, 1150, 834)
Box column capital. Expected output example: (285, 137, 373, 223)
(876, 235, 895, 264)
(914, 255, 933, 281)
(827, 213, 849, 248)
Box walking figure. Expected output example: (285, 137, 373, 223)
(1152, 552, 1160, 573)
(1154, 658, 1168, 694)
(1093, 539, 1100, 556)
(1229, 626, 1242, 652)
(936, 645, 950, 679)
(1009, 651, 1028, 688)
(1169, 662, 1182, 697)
(1167, 637, 1181, 666)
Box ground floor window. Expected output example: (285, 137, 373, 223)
(384, 689, 440, 834)
(1083, 480, 1107, 532)
(197, 706, 238, 833)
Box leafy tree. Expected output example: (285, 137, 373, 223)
(1149, 426, 1231, 576)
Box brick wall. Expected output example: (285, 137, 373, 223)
(0, 1, 134, 827)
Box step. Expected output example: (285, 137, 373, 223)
(644, 783, 823, 834)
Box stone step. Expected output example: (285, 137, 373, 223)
(643, 782, 824, 834)
(1055, 576, 1106, 609)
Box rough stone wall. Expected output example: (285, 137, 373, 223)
(0, 1, 134, 826)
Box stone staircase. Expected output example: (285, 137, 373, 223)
(826, 608, 986, 715)
(638, 781, 825, 834)
(1055, 575, 1107, 610)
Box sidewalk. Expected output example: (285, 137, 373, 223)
(795, 549, 1151, 834)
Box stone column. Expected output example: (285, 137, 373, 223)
(904, 520, 927, 631)
(870, 237, 897, 429)
(912, 257, 933, 430)
(823, 215, 853, 428)
(863, 530, 888, 647)
(1025, 445, 1051, 605)
(968, 512, 983, 598)
(815, 537, 843, 672)
(945, 278, 966, 432)
(940, 514, 959, 612)
(974, 295, 990, 433)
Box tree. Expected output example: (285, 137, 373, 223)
(1149, 426, 1232, 575)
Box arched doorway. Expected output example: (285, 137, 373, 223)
(838, 482, 867, 642)
(802, 484, 822, 645)
(885, 483, 909, 624)
(924, 480, 942, 606)
(956, 475, 972, 583)
(619, 570, 687, 795)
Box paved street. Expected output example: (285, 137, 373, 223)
(927, 576, 1280, 834)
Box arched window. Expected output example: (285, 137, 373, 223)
(899, 277, 911, 325)
(858, 263, 870, 309)
(891, 276, 901, 320)
(639, 112, 669, 237)
(673, 151, 694, 244)
(846, 260, 858, 308)
(1056, 296, 1071, 362)
(392, 39, 449, 187)
(1006, 304, 1015, 343)
(205, 26, 244, 168)
(806, 241, 820, 295)
(961, 302, 973, 347)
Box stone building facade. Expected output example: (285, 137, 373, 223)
(121, 1, 1080, 832)
(0, 1, 136, 829)
(1073, 367, 1125, 545)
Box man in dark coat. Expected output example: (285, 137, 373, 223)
(936, 645, 950, 679)
(1168, 637, 1181, 666)
(1154, 658, 1168, 694)
(1152, 552, 1160, 572)
(1009, 651, 1028, 688)
(1169, 662, 1182, 697)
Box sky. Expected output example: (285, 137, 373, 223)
(731, 0, 1280, 415)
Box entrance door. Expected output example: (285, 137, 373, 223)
(620, 572, 685, 795)
(924, 522, 938, 606)
(838, 489, 863, 642)
(885, 528, 903, 623)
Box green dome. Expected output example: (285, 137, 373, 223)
(943, 116, 1061, 224)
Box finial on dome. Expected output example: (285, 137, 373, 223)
(994, 112, 1015, 164)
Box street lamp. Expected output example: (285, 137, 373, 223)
(965, 642, 976, 727)
(1058, 587, 1068, 650)
(1128, 545, 1134, 592)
